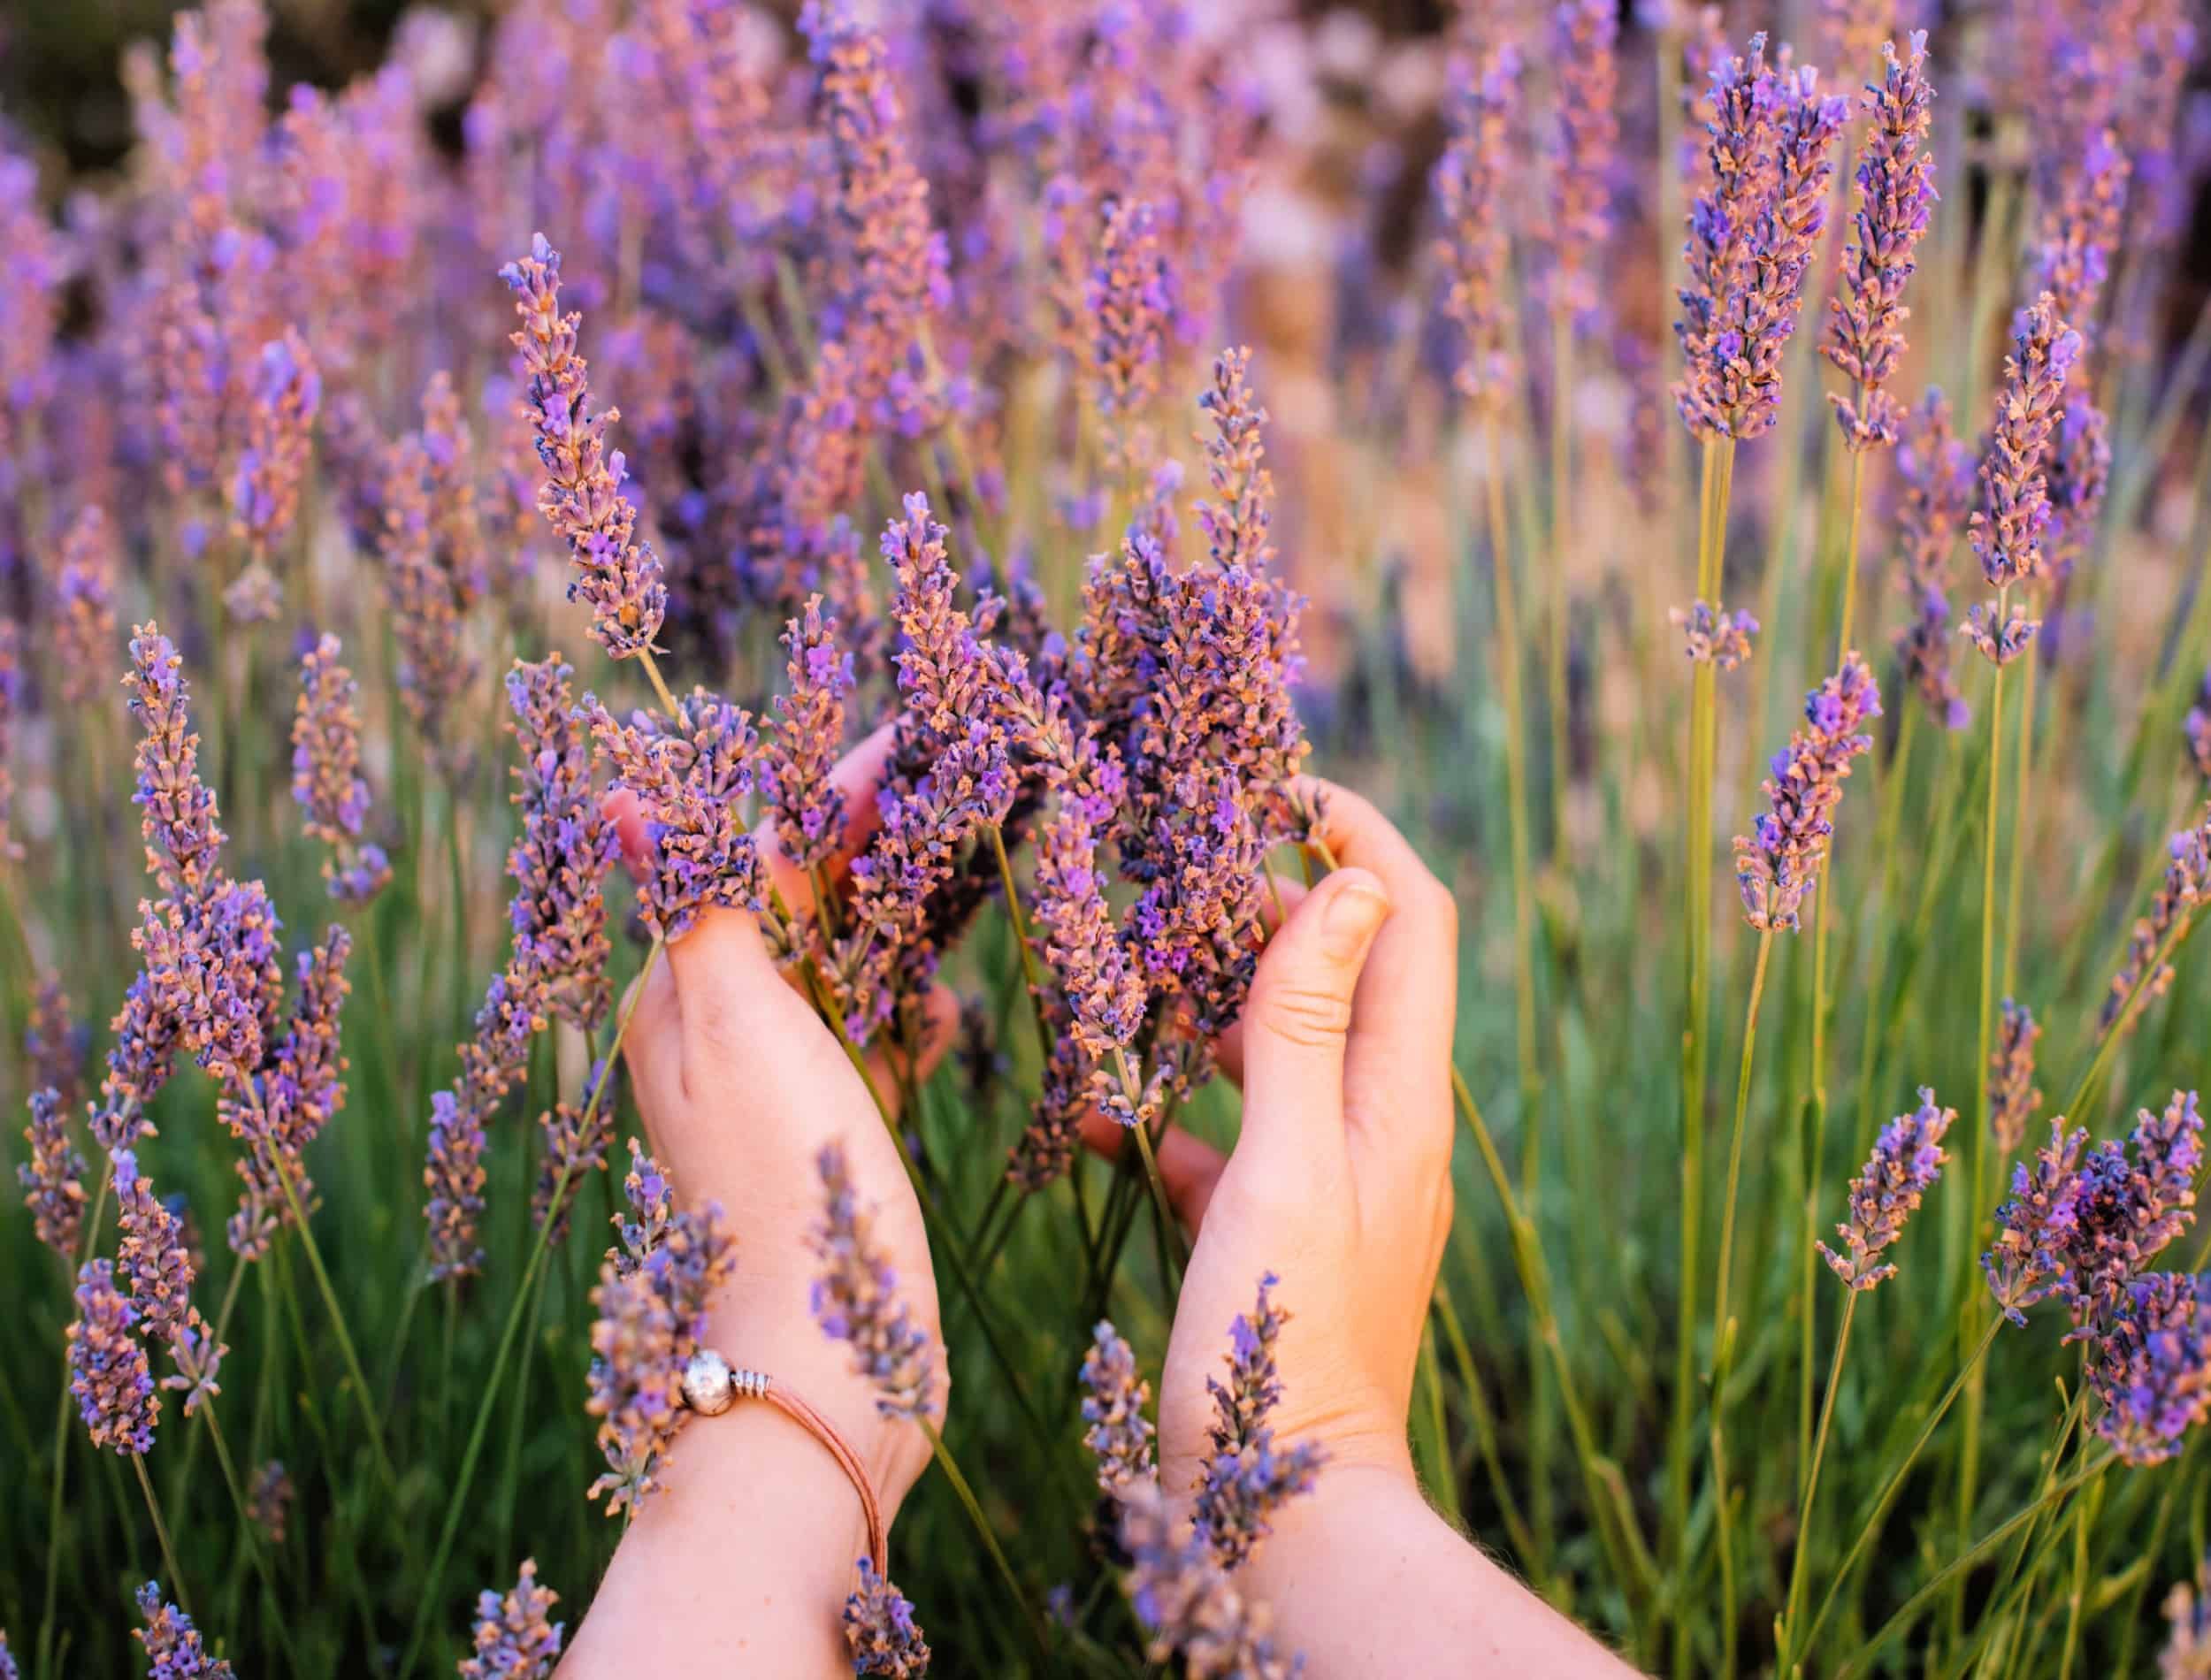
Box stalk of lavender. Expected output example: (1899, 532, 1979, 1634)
(1080, 1320, 1156, 1493)
(133, 1583, 233, 1678)
(1087, 195, 1172, 499)
(26, 972, 85, 1108)
(19, 1089, 87, 1257)
(290, 635, 391, 904)
(809, 1142, 936, 1421)
(459, 1559, 563, 1679)
(53, 506, 120, 706)
(0, 622, 17, 865)
(843, 1558, 930, 1677)
(1988, 1000, 2043, 1156)
(1892, 390, 1973, 729)
(764, 594, 853, 880)
(2100, 808, 2211, 1043)
(1116, 1478, 1299, 1679)
(224, 329, 322, 622)
(1193, 1273, 1325, 1571)
(500, 233, 669, 662)
(376, 433, 477, 773)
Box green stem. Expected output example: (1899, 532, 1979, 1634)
(987, 821, 1054, 1066)
(200, 1399, 305, 1673)
(131, 1451, 191, 1619)
(1548, 310, 1574, 861)
(919, 1417, 1052, 1664)
(1779, 1288, 1856, 1670)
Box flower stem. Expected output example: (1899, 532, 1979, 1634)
(987, 821, 1054, 1066)
(919, 1417, 1052, 1664)
(1779, 1288, 1856, 1669)
(1547, 309, 1574, 860)
(131, 1450, 191, 1620)
(200, 1397, 306, 1673)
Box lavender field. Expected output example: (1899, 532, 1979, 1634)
(4, 0, 2211, 1674)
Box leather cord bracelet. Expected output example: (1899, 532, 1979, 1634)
(677, 1348, 888, 1574)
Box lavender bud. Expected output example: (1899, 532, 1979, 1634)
(247, 1459, 294, 1545)
(112, 1149, 195, 1346)
(1672, 600, 1758, 670)
(1818, 1088, 1954, 1290)
(1733, 653, 1881, 932)
(591, 688, 763, 945)
(1119, 1478, 1299, 1679)
(1434, 45, 1520, 409)
(842, 1558, 931, 1677)
(19, 1088, 88, 1257)
(1542, 0, 1621, 332)
(460, 1559, 564, 1680)
(2086, 1271, 2211, 1467)
(505, 656, 616, 1030)
(53, 506, 120, 706)
(1984, 1118, 2089, 1326)
(1892, 391, 1973, 729)
(133, 1583, 233, 1677)
(809, 1142, 935, 1420)
(766, 595, 853, 873)
(291, 635, 390, 904)
(585, 1265, 682, 1516)
(1081, 1320, 1156, 1493)
(68, 1259, 159, 1455)
(2101, 810, 2211, 1037)
(1988, 1000, 2044, 1156)
(1967, 292, 2079, 592)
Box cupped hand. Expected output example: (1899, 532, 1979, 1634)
(1083, 777, 1459, 1495)
(605, 723, 952, 1510)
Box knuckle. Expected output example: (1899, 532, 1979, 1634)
(1252, 978, 1354, 1049)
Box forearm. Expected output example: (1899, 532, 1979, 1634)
(1240, 1465, 1639, 1676)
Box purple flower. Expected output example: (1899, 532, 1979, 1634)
(1819, 1088, 1955, 1290)
(421, 369, 490, 614)
(501, 233, 669, 661)
(68, 1259, 158, 1455)
(112, 1149, 195, 1346)
(1434, 44, 1520, 409)
(1542, 0, 1621, 332)
(26, 973, 87, 1111)
(1195, 1272, 1325, 1570)
(1672, 600, 1758, 670)
(91, 975, 181, 1154)
(1824, 33, 1937, 451)
(1032, 736, 1146, 1060)
(591, 687, 764, 946)
(53, 506, 120, 706)
(585, 1262, 683, 1516)
(19, 1088, 88, 1258)
(377, 429, 478, 774)
(459, 1559, 564, 1680)
(0, 622, 16, 866)
(2062, 1093, 2203, 1332)
(2101, 811, 2211, 1037)
(1675, 33, 1781, 438)
(843, 1557, 931, 1678)
(425, 1088, 488, 1282)
(291, 635, 390, 904)
(1960, 599, 2042, 668)
(2042, 392, 2112, 587)
(1088, 195, 1172, 484)
(1119, 1478, 1299, 1679)
(246, 1460, 293, 1544)
(134, 1582, 233, 1678)
(504, 655, 616, 1030)
(1892, 391, 1973, 729)
(1985, 1119, 2089, 1325)
(1733, 653, 1881, 932)
(227, 329, 322, 580)
(765, 595, 853, 874)
(2034, 130, 2130, 345)
(533, 1064, 616, 1248)
(127, 625, 226, 902)
(809, 1142, 935, 1420)
(1081, 1320, 1157, 1493)
(2086, 1271, 2211, 1467)
(1967, 292, 2079, 592)
(1989, 1000, 2044, 1156)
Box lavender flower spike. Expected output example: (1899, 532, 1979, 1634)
(1195, 1272, 1325, 1569)
(765, 595, 853, 874)
(226, 327, 323, 617)
(809, 1142, 935, 1420)
(585, 1262, 683, 1516)
(1983, 1118, 2088, 1326)
(1893, 391, 1973, 729)
(1081, 1320, 1157, 1493)
(0, 622, 17, 863)
(425, 1089, 489, 1282)
(1120, 1478, 1299, 1679)
(1988, 999, 2043, 1155)
(134, 1583, 233, 1677)
(460, 1559, 565, 1680)
(68, 1259, 158, 1455)
(2101, 809, 2211, 1038)
(291, 634, 391, 903)
(1672, 601, 1757, 670)
(843, 1558, 931, 1677)
(1733, 653, 1881, 932)
(505, 655, 616, 1029)
(112, 1149, 195, 1345)
(591, 687, 763, 946)
(1819, 1088, 1955, 1289)
(126, 624, 226, 900)
(19, 1088, 87, 1257)
(54, 506, 120, 706)
(1434, 44, 1521, 410)
(1824, 33, 1937, 452)
(501, 233, 669, 660)
(1542, 0, 1620, 333)
(2087, 1271, 2211, 1467)
(1966, 292, 2079, 593)
(2162, 1550, 2211, 1675)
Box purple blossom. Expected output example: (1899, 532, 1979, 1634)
(1967, 293, 2080, 593)
(1673, 34, 1779, 439)
(19, 1088, 88, 1257)
(112, 1149, 195, 1346)
(68, 1259, 158, 1455)
(1818, 1088, 1955, 1290)
(0, 622, 16, 866)
(1434, 44, 1520, 409)
(2034, 130, 2130, 344)
(501, 233, 669, 661)
(1195, 1272, 1325, 1570)
(2102, 811, 2211, 1037)
(247, 1460, 293, 1544)
(591, 687, 764, 945)
(291, 635, 390, 904)
(2087, 1271, 2211, 1466)
(425, 1088, 488, 1282)
(585, 1261, 683, 1516)
(1088, 195, 1172, 483)
(377, 430, 478, 773)
(126, 625, 226, 901)
(91, 975, 181, 1154)
(1824, 33, 1937, 451)
(2043, 393, 2113, 587)
(809, 1142, 935, 1420)
(26, 973, 87, 1110)
(226, 329, 322, 600)
(1081, 1319, 1157, 1493)
(504, 655, 615, 1029)
(1989, 1000, 2043, 1155)
(1119, 1478, 1299, 1679)
(1733, 654, 1881, 932)
(765, 595, 853, 874)
(460, 1559, 564, 1680)
(1985, 1119, 2090, 1325)
(134, 1582, 234, 1678)
(1542, 0, 1620, 332)
(1892, 391, 1973, 729)
(533, 1064, 616, 1248)
(53, 506, 120, 706)
(2062, 1093, 2202, 1332)
(1672, 600, 1758, 670)
(843, 1557, 931, 1678)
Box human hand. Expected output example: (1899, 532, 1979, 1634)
(1086, 776, 1459, 1496)
(605, 722, 953, 1514)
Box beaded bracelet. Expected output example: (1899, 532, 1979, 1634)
(677, 1349, 888, 1574)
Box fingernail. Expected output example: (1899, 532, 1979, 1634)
(1320, 875, 1389, 960)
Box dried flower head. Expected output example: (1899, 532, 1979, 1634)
(460, 1559, 565, 1680)
(19, 1088, 87, 1257)
(810, 1142, 935, 1420)
(501, 233, 668, 660)
(1672, 600, 1758, 669)
(1818, 1088, 1955, 1290)
(134, 1582, 233, 1678)
(1824, 32, 1937, 451)
(1967, 293, 2080, 592)
(1988, 1000, 2043, 1155)
(1734, 654, 1881, 932)
(1082, 1320, 1157, 1493)
(1195, 1272, 1325, 1570)
(843, 1558, 932, 1678)
(291, 635, 390, 904)
(69, 1258, 158, 1455)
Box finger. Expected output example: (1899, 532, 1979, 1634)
(605, 787, 652, 882)
(1237, 865, 1391, 1165)
(1075, 1108, 1229, 1232)
(757, 722, 900, 919)
(616, 951, 685, 1113)
(1297, 778, 1458, 1139)
(661, 901, 830, 1099)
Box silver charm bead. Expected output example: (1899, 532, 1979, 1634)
(682, 1348, 736, 1416)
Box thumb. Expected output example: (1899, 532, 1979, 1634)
(1238, 867, 1391, 1159)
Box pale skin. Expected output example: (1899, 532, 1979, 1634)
(560, 741, 1633, 1676)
